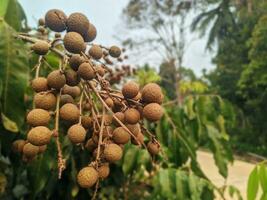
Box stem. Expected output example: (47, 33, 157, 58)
(95, 108, 105, 162)
(35, 56, 43, 78)
(78, 91, 84, 124)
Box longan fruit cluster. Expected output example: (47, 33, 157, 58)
(14, 9, 164, 192)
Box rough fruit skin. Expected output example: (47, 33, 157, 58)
(85, 138, 97, 152)
(126, 124, 141, 136)
(81, 116, 92, 129)
(67, 124, 86, 144)
(131, 133, 144, 145)
(69, 54, 86, 71)
(31, 41, 50, 55)
(95, 65, 105, 76)
(83, 23, 97, 42)
(141, 83, 163, 104)
(47, 70, 66, 90)
(143, 103, 163, 122)
(109, 46, 121, 58)
(31, 77, 48, 92)
(112, 112, 125, 126)
(124, 108, 140, 124)
(67, 12, 90, 35)
(147, 141, 160, 155)
(112, 127, 130, 144)
(34, 92, 56, 110)
(60, 94, 74, 105)
(60, 103, 80, 122)
(38, 18, 45, 26)
(122, 81, 139, 99)
(12, 140, 26, 153)
(77, 167, 98, 188)
(45, 9, 67, 32)
(27, 109, 50, 127)
(104, 143, 123, 162)
(78, 62, 96, 80)
(23, 143, 39, 157)
(38, 145, 47, 153)
(98, 164, 110, 179)
(64, 32, 86, 54)
(27, 126, 52, 146)
(133, 92, 141, 101)
(105, 97, 114, 108)
(62, 85, 81, 98)
(65, 69, 80, 86)
(89, 45, 103, 60)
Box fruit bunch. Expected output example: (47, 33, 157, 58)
(13, 9, 164, 191)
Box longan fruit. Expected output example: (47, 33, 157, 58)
(45, 9, 67, 32)
(38, 145, 47, 153)
(98, 114, 112, 126)
(102, 126, 113, 138)
(89, 45, 103, 60)
(27, 109, 50, 127)
(147, 141, 160, 155)
(62, 85, 81, 98)
(98, 163, 110, 179)
(105, 97, 114, 108)
(64, 32, 86, 54)
(69, 54, 86, 71)
(65, 69, 80, 86)
(78, 62, 96, 80)
(81, 116, 92, 129)
(126, 124, 141, 136)
(31, 41, 50, 55)
(59, 103, 79, 122)
(83, 23, 97, 42)
(23, 143, 39, 158)
(34, 92, 56, 110)
(60, 94, 74, 105)
(141, 83, 163, 104)
(12, 139, 26, 153)
(122, 81, 139, 99)
(132, 92, 141, 101)
(38, 18, 45, 26)
(85, 138, 97, 152)
(47, 70, 66, 90)
(112, 112, 125, 126)
(124, 108, 140, 124)
(109, 46, 121, 58)
(131, 133, 144, 145)
(31, 77, 48, 92)
(67, 124, 86, 144)
(77, 166, 98, 188)
(143, 103, 163, 122)
(67, 12, 90, 35)
(103, 143, 123, 162)
(95, 65, 105, 76)
(112, 127, 130, 144)
(27, 126, 52, 146)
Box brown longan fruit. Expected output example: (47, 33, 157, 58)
(97, 114, 112, 126)
(31, 41, 50, 55)
(141, 83, 163, 104)
(109, 46, 121, 58)
(47, 70, 66, 90)
(131, 133, 144, 145)
(38, 145, 47, 153)
(67, 12, 90, 35)
(89, 45, 103, 60)
(98, 163, 110, 179)
(67, 124, 86, 144)
(112, 127, 130, 144)
(27, 109, 50, 127)
(147, 141, 160, 155)
(103, 143, 123, 162)
(62, 85, 81, 98)
(38, 18, 45, 26)
(69, 54, 86, 71)
(77, 166, 98, 188)
(83, 23, 97, 42)
(85, 138, 97, 152)
(59, 103, 79, 122)
(64, 32, 86, 54)
(143, 103, 163, 122)
(27, 126, 52, 146)
(31, 77, 48, 92)
(126, 124, 141, 136)
(65, 69, 80, 86)
(60, 94, 74, 105)
(12, 139, 26, 153)
(124, 108, 140, 124)
(78, 62, 96, 80)
(122, 81, 139, 99)
(132, 92, 141, 101)
(81, 116, 92, 129)
(23, 143, 39, 158)
(112, 112, 125, 126)
(95, 65, 105, 76)
(45, 9, 67, 32)
(105, 97, 114, 108)
(34, 92, 56, 110)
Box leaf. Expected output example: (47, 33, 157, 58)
(247, 166, 259, 200)
(1, 113, 18, 132)
(122, 145, 138, 174)
(259, 164, 267, 193)
(0, 0, 9, 17)
(0, 20, 29, 128)
(228, 185, 243, 200)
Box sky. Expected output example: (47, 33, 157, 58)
(18, 0, 214, 76)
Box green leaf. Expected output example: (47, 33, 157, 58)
(0, 0, 9, 17)
(122, 145, 138, 174)
(0, 20, 29, 128)
(259, 164, 267, 193)
(1, 113, 18, 132)
(247, 166, 259, 200)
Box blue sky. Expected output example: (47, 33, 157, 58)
(18, 0, 214, 76)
